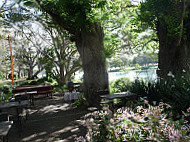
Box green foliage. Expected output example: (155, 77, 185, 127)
(102, 0, 159, 57)
(138, 0, 186, 36)
(8, 73, 17, 80)
(73, 93, 86, 108)
(21, 0, 159, 59)
(110, 76, 190, 119)
(39, 48, 55, 77)
(0, 86, 10, 94)
(0, 86, 13, 102)
(20, 77, 54, 85)
(102, 0, 137, 56)
(129, 77, 190, 119)
(0, 71, 6, 80)
(132, 53, 158, 66)
(23, 0, 107, 30)
(130, 79, 148, 98)
(110, 77, 131, 93)
(133, 63, 141, 70)
(52, 85, 64, 93)
(109, 57, 122, 69)
(104, 34, 121, 58)
(76, 101, 189, 141)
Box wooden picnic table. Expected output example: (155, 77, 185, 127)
(12, 84, 53, 94)
(101, 91, 137, 100)
(12, 84, 53, 105)
(0, 100, 29, 122)
(0, 100, 29, 110)
(100, 91, 137, 111)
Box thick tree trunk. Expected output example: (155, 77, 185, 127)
(157, 35, 190, 78)
(76, 23, 109, 106)
(157, 4, 190, 78)
(36, 1, 109, 106)
(157, 26, 190, 78)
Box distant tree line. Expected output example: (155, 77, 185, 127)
(109, 53, 158, 69)
(132, 53, 158, 66)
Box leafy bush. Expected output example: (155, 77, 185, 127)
(133, 63, 141, 70)
(130, 79, 148, 98)
(73, 93, 87, 108)
(8, 73, 17, 80)
(20, 77, 54, 86)
(110, 77, 131, 93)
(0, 86, 13, 102)
(53, 85, 64, 93)
(0, 71, 6, 80)
(110, 76, 190, 119)
(129, 77, 190, 119)
(75, 101, 189, 142)
(32, 77, 48, 85)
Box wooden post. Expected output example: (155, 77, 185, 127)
(8, 35, 14, 85)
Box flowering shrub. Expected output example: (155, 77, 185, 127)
(75, 101, 190, 142)
(109, 76, 190, 119)
(129, 77, 190, 119)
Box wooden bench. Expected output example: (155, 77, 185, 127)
(0, 113, 13, 142)
(37, 85, 53, 98)
(14, 91, 37, 106)
(0, 101, 29, 126)
(0, 121, 13, 142)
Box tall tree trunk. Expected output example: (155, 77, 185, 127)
(35, 2, 109, 106)
(76, 23, 109, 106)
(157, 30, 190, 78)
(157, 3, 190, 78)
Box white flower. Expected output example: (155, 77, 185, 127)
(153, 101, 157, 105)
(167, 71, 175, 78)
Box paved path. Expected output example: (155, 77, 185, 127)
(8, 94, 89, 142)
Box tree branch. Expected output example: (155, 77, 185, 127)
(35, 0, 76, 35)
(0, 0, 7, 13)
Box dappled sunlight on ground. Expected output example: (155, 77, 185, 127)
(22, 132, 47, 142)
(8, 94, 88, 142)
(39, 104, 70, 114)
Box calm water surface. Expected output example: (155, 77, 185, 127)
(75, 69, 157, 82)
(109, 69, 157, 81)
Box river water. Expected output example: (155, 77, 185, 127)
(75, 69, 157, 82)
(109, 69, 157, 82)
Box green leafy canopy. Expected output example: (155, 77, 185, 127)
(23, 0, 107, 30)
(138, 0, 187, 36)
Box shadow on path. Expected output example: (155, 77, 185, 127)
(8, 94, 89, 142)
